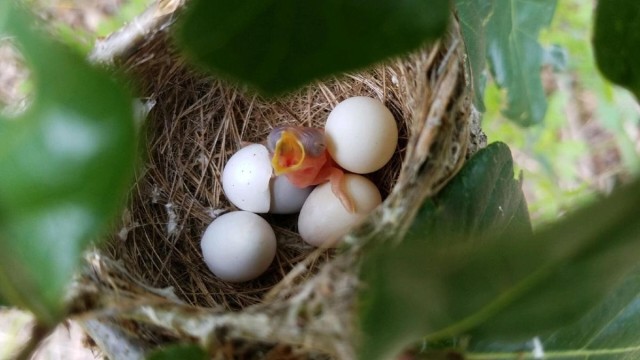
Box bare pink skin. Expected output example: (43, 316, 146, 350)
(267, 126, 355, 213)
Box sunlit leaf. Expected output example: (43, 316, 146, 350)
(0, 6, 136, 324)
(175, 0, 449, 96)
(593, 0, 640, 99)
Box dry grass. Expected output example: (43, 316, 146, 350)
(107, 33, 411, 310)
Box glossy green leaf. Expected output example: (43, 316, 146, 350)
(147, 344, 208, 360)
(455, 0, 494, 112)
(359, 142, 640, 360)
(485, 0, 556, 126)
(409, 142, 532, 245)
(360, 142, 531, 360)
(594, 0, 640, 99)
(0, 6, 136, 324)
(175, 0, 449, 96)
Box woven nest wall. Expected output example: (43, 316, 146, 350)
(78, 2, 486, 358)
(107, 36, 412, 311)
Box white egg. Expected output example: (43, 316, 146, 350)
(201, 211, 277, 282)
(325, 96, 398, 174)
(269, 175, 313, 214)
(222, 144, 272, 213)
(222, 144, 313, 214)
(298, 174, 381, 247)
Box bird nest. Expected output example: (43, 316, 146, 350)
(74, 2, 486, 358)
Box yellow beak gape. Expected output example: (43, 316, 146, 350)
(271, 130, 306, 175)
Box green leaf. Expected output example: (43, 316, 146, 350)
(147, 344, 208, 360)
(175, 0, 449, 96)
(455, 0, 494, 112)
(455, 0, 556, 124)
(467, 267, 640, 359)
(359, 142, 531, 360)
(359, 142, 640, 360)
(485, 0, 556, 126)
(0, 6, 136, 324)
(409, 142, 531, 245)
(540, 267, 640, 359)
(593, 0, 640, 99)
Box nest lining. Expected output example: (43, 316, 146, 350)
(107, 33, 412, 310)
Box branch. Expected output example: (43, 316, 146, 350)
(89, 0, 185, 65)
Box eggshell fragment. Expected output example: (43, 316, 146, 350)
(201, 211, 276, 282)
(325, 96, 398, 174)
(298, 174, 381, 247)
(269, 175, 313, 214)
(222, 144, 272, 213)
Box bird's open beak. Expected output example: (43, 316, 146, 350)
(271, 130, 306, 176)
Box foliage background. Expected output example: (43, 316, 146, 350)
(484, 0, 640, 226)
(1, 0, 639, 358)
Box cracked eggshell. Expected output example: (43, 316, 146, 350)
(298, 174, 381, 247)
(201, 211, 276, 282)
(222, 144, 272, 213)
(325, 96, 398, 174)
(270, 175, 313, 214)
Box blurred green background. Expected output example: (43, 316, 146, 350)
(483, 0, 640, 227)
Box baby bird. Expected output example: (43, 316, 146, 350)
(267, 125, 355, 213)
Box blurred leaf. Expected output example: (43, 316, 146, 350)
(359, 142, 640, 360)
(0, 5, 8, 32)
(360, 142, 530, 360)
(455, 0, 556, 124)
(147, 344, 208, 360)
(455, 0, 493, 112)
(175, 0, 449, 96)
(542, 44, 568, 72)
(0, 6, 136, 324)
(467, 266, 640, 359)
(49, 23, 94, 54)
(486, 0, 556, 126)
(594, 0, 640, 99)
(540, 267, 640, 359)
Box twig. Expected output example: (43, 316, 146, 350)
(80, 319, 149, 360)
(89, 0, 185, 65)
